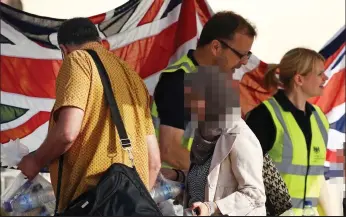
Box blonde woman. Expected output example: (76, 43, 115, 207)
(246, 48, 332, 215)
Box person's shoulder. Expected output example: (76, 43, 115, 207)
(231, 119, 263, 150)
(245, 102, 270, 120)
(67, 49, 93, 61)
(154, 68, 185, 95)
(159, 69, 185, 83)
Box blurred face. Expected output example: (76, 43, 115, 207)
(184, 67, 240, 129)
(296, 60, 328, 98)
(211, 32, 254, 74)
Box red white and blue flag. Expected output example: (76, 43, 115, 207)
(0, 0, 344, 178)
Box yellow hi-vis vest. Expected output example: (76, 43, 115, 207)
(151, 54, 197, 169)
(263, 97, 329, 216)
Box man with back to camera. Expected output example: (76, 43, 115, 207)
(153, 11, 257, 180)
(17, 17, 161, 213)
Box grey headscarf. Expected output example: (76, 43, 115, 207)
(190, 125, 222, 165)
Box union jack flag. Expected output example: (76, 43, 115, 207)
(0, 1, 344, 179)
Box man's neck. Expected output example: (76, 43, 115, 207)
(192, 47, 214, 66)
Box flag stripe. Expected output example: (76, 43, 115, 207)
(0, 3, 63, 49)
(160, 0, 182, 19)
(330, 114, 345, 133)
(89, 13, 107, 24)
(310, 69, 345, 114)
(1, 56, 60, 98)
(137, 0, 164, 26)
(195, 0, 214, 25)
(319, 27, 345, 58)
(0, 111, 50, 144)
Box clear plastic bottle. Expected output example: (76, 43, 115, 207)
(280, 208, 295, 216)
(12, 206, 49, 216)
(3, 181, 40, 212)
(302, 201, 316, 216)
(151, 181, 185, 203)
(11, 189, 55, 212)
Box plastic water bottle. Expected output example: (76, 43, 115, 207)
(11, 189, 55, 212)
(12, 206, 49, 216)
(151, 182, 185, 203)
(280, 208, 295, 216)
(3, 181, 40, 212)
(302, 201, 316, 216)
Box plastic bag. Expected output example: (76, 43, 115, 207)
(150, 173, 185, 216)
(1, 173, 55, 216)
(1, 139, 29, 168)
(150, 172, 185, 204)
(158, 199, 184, 216)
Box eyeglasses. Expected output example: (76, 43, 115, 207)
(217, 39, 252, 59)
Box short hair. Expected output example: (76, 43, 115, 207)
(197, 11, 257, 47)
(57, 17, 100, 46)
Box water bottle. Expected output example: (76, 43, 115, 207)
(151, 181, 185, 203)
(3, 181, 41, 212)
(280, 208, 295, 216)
(302, 201, 316, 216)
(11, 189, 55, 212)
(12, 206, 50, 216)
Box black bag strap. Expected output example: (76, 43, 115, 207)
(86, 49, 133, 150)
(54, 49, 134, 215)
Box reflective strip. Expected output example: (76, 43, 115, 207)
(183, 122, 195, 150)
(183, 122, 194, 139)
(152, 115, 160, 129)
(164, 61, 194, 73)
(312, 111, 328, 147)
(268, 98, 324, 176)
(274, 162, 324, 175)
(291, 197, 318, 209)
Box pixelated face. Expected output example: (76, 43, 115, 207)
(214, 32, 254, 74)
(184, 66, 241, 129)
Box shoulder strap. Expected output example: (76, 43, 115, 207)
(85, 49, 132, 149)
(54, 49, 134, 215)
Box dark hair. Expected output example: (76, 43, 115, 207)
(57, 17, 100, 46)
(197, 11, 257, 47)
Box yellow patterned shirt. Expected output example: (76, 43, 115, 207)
(48, 42, 154, 212)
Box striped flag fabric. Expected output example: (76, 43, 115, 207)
(0, 1, 344, 179)
(0, 0, 212, 152)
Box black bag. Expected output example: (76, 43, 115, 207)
(54, 49, 162, 216)
(262, 154, 292, 216)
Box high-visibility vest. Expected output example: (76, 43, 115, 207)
(151, 54, 197, 169)
(263, 97, 329, 216)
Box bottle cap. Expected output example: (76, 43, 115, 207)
(304, 200, 312, 206)
(3, 201, 13, 212)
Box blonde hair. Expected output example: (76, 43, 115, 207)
(264, 47, 325, 89)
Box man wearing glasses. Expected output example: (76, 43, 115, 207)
(152, 11, 257, 180)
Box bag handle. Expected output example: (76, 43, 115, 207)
(54, 49, 135, 215)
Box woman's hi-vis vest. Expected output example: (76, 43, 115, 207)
(263, 97, 329, 216)
(151, 54, 197, 169)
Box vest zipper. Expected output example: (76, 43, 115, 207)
(303, 144, 311, 208)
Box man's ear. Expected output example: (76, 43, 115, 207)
(210, 39, 222, 57)
(59, 44, 68, 54)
